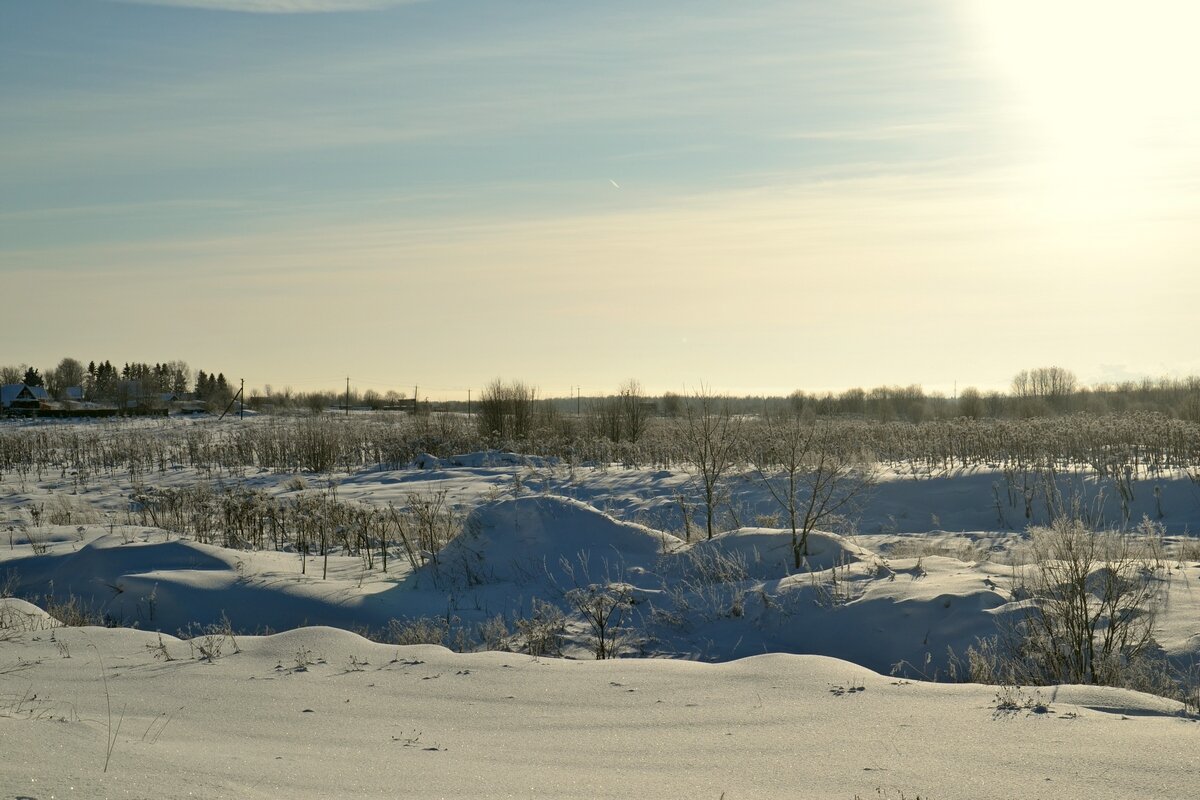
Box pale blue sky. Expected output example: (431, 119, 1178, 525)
(4, 0, 1198, 398)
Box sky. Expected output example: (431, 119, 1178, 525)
(3, 0, 1199, 400)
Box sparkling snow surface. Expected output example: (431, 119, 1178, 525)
(3, 431, 1199, 798)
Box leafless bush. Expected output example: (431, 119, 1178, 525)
(1, 569, 18, 598)
(810, 556, 860, 609)
(385, 615, 452, 646)
(1, 603, 51, 640)
(145, 633, 173, 661)
(177, 614, 240, 662)
(387, 490, 463, 570)
(477, 379, 539, 440)
(477, 614, 511, 651)
(675, 545, 749, 585)
(42, 594, 105, 627)
(566, 583, 635, 659)
(969, 517, 1167, 692)
(46, 493, 101, 526)
(513, 599, 566, 657)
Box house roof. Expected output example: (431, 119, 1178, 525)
(1, 384, 35, 407)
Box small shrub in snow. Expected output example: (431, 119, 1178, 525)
(1, 569, 17, 598)
(41, 593, 104, 627)
(992, 685, 1051, 714)
(477, 614, 511, 652)
(677, 545, 749, 585)
(178, 614, 240, 662)
(1181, 663, 1200, 716)
(51, 631, 70, 658)
(566, 583, 634, 659)
(810, 556, 859, 609)
(294, 646, 315, 670)
(145, 633, 173, 662)
(513, 599, 566, 657)
(192, 634, 224, 662)
(386, 615, 451, 646)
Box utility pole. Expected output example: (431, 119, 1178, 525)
(240, 379, 244, 420)
(345, 377, 350, 417)
(413, 385, 418, 416)
(467, 389, 471, 419)
(575, 385, 580, 416)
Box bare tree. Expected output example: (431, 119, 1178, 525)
(618, 379, 649, 444)
(588, 395, 624, 442)
(46, 357, 85, 400)
(753, 414, 877, 569)
(477, 379, 538, 440)
(1012, 366, 1077, 412)
(957, 386, 984, 419)
(680, 388, 742, 541)
(659, 391, 683, 418)
(363, 389, 385, 410)
(587, 379, 648, 444)
(305, 392, 329, 415)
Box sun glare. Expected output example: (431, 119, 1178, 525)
(969, 1, 1200, 221)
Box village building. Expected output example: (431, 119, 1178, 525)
(1, 384, 51, 412)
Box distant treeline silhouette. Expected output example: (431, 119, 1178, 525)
(6, 361, 1199, 423)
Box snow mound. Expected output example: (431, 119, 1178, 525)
(0, 596, 58, 631)
(430, 495, 679, 588)
(686, 527, 875, 579)
(12, 532, 237, 600)
(1051, 684, 1190, 717)
(410, 452, 449, 469)
(3, 533, 376, 633)
(236, 624, 382, 663)
(442, 450, 558, 469)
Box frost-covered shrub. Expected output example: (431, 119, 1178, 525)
(513, 599, 566, 657)
(969, 517, 1168, 692)
(385, 616, 451, 646)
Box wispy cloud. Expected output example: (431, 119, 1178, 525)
(779, 119, 980, 143)
(111, 0, 423, 13)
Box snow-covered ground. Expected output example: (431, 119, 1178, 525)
(3, 622, 1197, 799)
(3, 422, 1200, 797)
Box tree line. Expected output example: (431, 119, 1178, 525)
(467, 368, 1200, 431)
(1, 357, 233, 406)
(7, 360, 1200, 423)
